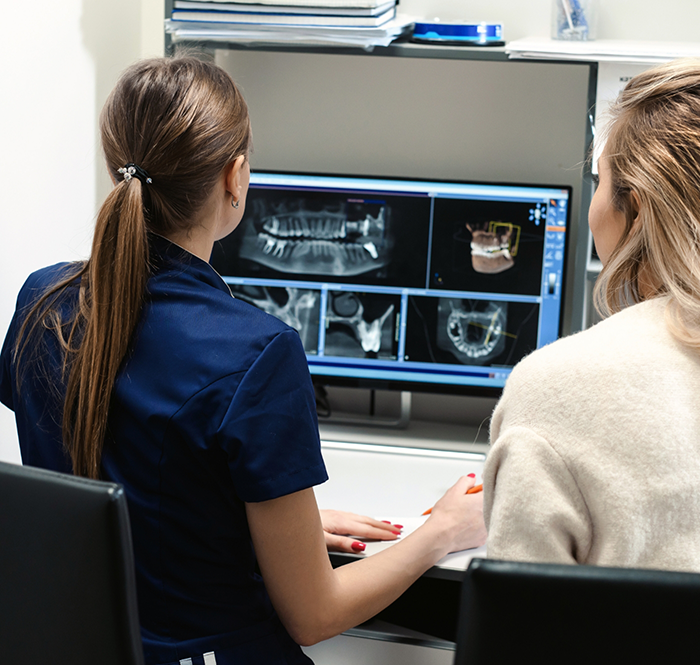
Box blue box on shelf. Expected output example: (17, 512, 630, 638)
(411, 21, 504, 46)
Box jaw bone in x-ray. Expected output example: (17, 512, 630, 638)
(238, 198, 393, 277)
(231, 285, 320, 353)
(466, 222, 521, 274)
(437, 299, 508, 365)
(326, 292, 395, 355)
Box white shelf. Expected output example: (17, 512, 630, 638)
(507, 38, 700, 64)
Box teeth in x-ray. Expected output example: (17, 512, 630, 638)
(447, 303, 505, 359)
(327, 294, 395, 353)
(363, 242, 378, 259)
(466, 222, 519, 274)
(241, 287, 317, 334)
(241, 204, 391, 277)
(356, 305, 394, 353)
(256, 233, 382, 276)
(263, 214, 349, 240)
(436, 299, 508, 365)
(345, 219, 370, 236)
(261, 236, 289, 257)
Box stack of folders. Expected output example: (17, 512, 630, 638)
(166, 0, 413, 48)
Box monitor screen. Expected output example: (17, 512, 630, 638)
(211, 171, 571, 396)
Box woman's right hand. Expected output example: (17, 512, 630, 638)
(246, 477, 487, 646)
(320, 509, 402, 553)
(424, 475, 487, 553)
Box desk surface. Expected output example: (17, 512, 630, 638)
(316, 439, 485, 517)
(317, 439, 487, 580)
(319, 418, 491, 454)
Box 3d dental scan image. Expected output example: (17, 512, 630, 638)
(430, 198, 547, 296)
(466, 222, 519, 274)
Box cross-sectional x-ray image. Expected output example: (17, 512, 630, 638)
(404, 296, 540, 368)
(237, 196, 393, 278)
(324, 291, 400, 359)
(229, 284, 321, 354)
(430, 198, 545, 296)
(437, 299, 508, 365)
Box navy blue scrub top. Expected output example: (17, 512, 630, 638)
(0, 235, 328, 665)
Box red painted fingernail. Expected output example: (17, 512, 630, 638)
(381, 520, 391, 524)
(392, 530, 401, 535)
(351, 541, 366, 552)
(393, 524, 404, 529)
(467, 473, 476, 478)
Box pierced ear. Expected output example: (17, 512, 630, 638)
(224, 155, 246, 199)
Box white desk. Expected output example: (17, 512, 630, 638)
(315, 439, 487, 575)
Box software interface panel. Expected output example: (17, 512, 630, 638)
(211, 172, 570, 391)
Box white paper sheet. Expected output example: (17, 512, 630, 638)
(507, 38, 700, 64)
(355, 516, 486, 571)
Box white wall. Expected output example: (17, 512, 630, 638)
(0, 0, 697, 463)
(0, 0, 164, 463)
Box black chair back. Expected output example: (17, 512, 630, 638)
(455, 557, 700, 664)
(0, 461, 144, 665)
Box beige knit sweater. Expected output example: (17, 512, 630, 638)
(483, 297, 700, 571)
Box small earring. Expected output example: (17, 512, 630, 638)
(231, 196, 239, 209)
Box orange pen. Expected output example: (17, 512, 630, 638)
(421, 484, 483, 516)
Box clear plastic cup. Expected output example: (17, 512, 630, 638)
(552, 0, 598, 41)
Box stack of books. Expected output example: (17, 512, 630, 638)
(166, 0, 412, 48)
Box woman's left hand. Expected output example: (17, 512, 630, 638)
(320, 509, 402, 554)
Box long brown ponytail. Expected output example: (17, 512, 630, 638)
(15, 57, 251, 478)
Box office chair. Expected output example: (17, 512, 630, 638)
(455, 557, 700, 665)
(0, 461, 144, 665)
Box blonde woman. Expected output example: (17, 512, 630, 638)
(484, 59, 700, 571)
(0, 57, 485, 665)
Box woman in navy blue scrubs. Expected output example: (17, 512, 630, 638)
(0, 57, 486, 665)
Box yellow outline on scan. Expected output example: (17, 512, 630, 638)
(488, 221, 521, 257)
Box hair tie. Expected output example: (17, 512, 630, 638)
(118, 163, 152, 185)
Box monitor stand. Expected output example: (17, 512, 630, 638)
(317, 389, 411, 430)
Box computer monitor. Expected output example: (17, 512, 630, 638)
(211, 171, 571, 396)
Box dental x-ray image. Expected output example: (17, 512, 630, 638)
(228, 284, 321, 354)
(437, 299, 508, 364)
(430, 198, 546, 296)
(324, 291, 400, 360)
(404, 295, 539, 368)
(211, 186, 432, 288)
(240, 196, 391, 277)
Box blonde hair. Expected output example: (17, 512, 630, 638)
(595, 58, 700, 351)
(16, 57, 251, 478)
